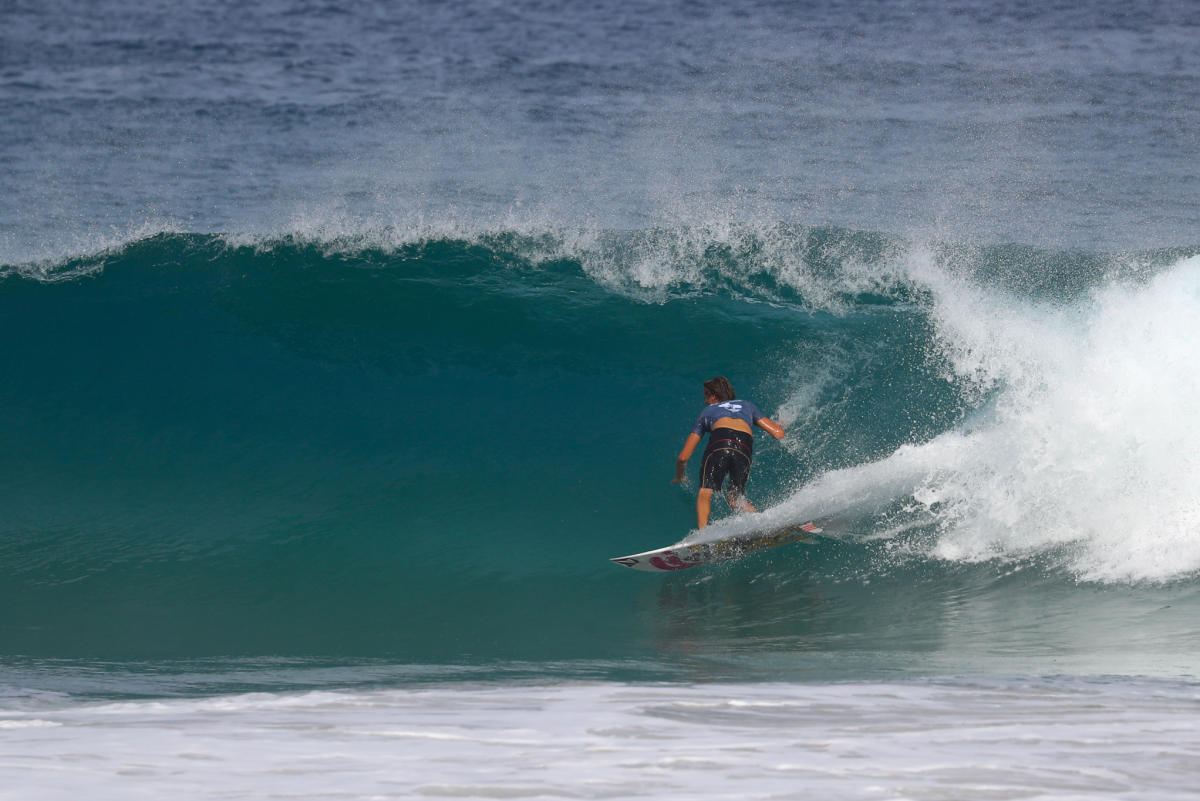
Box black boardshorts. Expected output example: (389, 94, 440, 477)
(699, 427, 754, 497)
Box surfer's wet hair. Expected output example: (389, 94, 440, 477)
(703, 376, 736, 402)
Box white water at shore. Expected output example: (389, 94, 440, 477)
(3, 678, 1198, 800)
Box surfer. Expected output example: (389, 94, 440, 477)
(671, 376, 786, 528)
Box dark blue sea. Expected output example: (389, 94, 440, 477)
(3, 1, 1200, 797)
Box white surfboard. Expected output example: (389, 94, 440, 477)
(610, 520, 822, 572)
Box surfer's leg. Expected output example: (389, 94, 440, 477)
(727, 492, 757, 515)
(724, 452, 754, 514)
(697, 488, 714, 528)
(697, 446, 727, 529)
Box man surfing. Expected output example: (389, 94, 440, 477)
(671, 376, 786, 528)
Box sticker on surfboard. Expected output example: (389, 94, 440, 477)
(610, 521, 822, 572)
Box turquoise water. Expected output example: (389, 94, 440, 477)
(5, 230, 1200, 684)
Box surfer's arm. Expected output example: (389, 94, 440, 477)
(756, 417, 786, 440)
(672, 433, 702, 484)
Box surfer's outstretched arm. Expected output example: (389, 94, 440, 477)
(756, 417, 785, 440)
(672, 433, 702, 485)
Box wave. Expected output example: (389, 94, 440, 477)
(3, 226, 1200, 663)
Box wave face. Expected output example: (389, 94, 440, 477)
(3, 228, 1200, 676)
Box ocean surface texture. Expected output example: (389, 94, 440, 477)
(4, 0, 1200, 798)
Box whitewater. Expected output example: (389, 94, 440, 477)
(4, 679, 1200, 800)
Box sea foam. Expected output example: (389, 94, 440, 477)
(755, 252, 1200, 583)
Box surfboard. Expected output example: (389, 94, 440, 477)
(610, 520, 822, 572)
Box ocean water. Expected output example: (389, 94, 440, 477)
(4, 0, 1200, 797)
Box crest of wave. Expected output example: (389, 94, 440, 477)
(229, 205, 907, 312)
(0, 218, 185, 281)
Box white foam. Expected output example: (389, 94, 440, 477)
(0, 719, 60, 729)
(928, 254, 1200, 581)
(2, 680, 1195, 800)
(762, 251, 1200, 583)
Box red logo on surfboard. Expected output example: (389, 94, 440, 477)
(648, 551, 696, 571)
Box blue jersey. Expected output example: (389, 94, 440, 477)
(691, 400, 764, 435)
